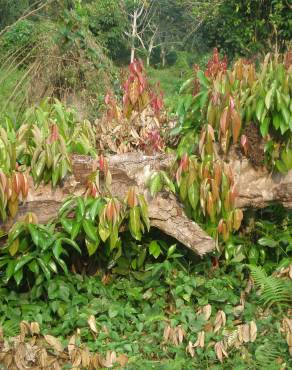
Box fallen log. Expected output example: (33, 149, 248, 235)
(1, 153, 215, 256)
(1, 152, 291, 256)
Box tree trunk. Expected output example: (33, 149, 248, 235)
(161, 46, 166, 68)
(130, 10, 138, 63)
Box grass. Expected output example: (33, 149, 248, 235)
(147, 66, 192, 111)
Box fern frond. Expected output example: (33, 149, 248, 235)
(255, 342, 282, 370)
(248, 265, 292, 308)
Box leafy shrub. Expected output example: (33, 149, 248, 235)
(0, 213, 81, 287)
(1, 20, 36, 53)
(174, 50, 292, 172)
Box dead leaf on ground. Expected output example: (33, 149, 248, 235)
(88, 315, 98, 334)
(44, 335, 64, 352)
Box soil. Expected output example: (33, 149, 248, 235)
(243, 122, 265, 168)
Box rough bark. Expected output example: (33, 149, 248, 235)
(229, 150, 292, 209)
(1, 153, 215, 256)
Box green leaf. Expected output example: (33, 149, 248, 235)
(276, 160, 288, 174)
(58, 197, 75, 216)
(14, 255, 34, 272)
(99, 222, 110, 242)
(48, 260, 58, 274)
(161, 171, 175, 193)
(256, 99, 264, 122)
(61, 238, 81, 254)
(89, 198, 104, 221)
(83, 219, 99, 242)
(71, 221, 81, 240)
(167, 244, 177, 258)
(76, 197, 85, 221)
(179, 176, 188, 201)
(149, 241, 161, 259)
(60, 218, 74, 234)
(27, 224, 40, 247)
(110, 224, 119, 250)
(85, 238, 100, 256)
(129, 207, 142, 241)
(149, 172, 163, 197)
(5, 260, 16, 282)
(8, 222, 25, 242)
(188, 183, 199, 211)
(265, 87, 274, 109)
(53, 240, 68, 274)
(197, 70, 210, 88)
(37, 258, 51, 280)
(281, 106, 290, 126)
(260, 117, 270, 137)
(258, 237, 277, 248)
(248, 246, 259, 265)
(14, 269, 23, 286)
(179, 78, 194, 94)
(28, 260, 39, 274)
(199, 90, 209, 109)
(272, 113, 281, 130)
(137, 194, 150, 232)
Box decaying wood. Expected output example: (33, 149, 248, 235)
(1, 153, 215, 256)
(1, 151, 291, 256)
(229, 149, 292, 209)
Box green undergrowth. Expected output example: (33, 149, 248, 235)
(0, 255, 291, 369)
(147, 66, 192, 110)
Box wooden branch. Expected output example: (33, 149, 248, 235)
(1, 154, 215, 256)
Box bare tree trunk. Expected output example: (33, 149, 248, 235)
(130, 10, 138, 63)
(161, 46, 166, 68)
(146, 33, 155, 67)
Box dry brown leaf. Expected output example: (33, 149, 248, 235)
(163, 325, 171, 342)
(238, 325, 243, 344)
(52, 360, 62, 370)
(282, 317, 292, 333)
(287, 332, 292, 347)
(68, 335, 76, 359)
(103, 350, 117, 368)
(90, 353, 103, 369)
(177, 326, 185, 344)
(88, 315, 98, 334)
(202, 304, 212, 320)
(242, 324, 250, 343)
(38, 348, 48, 368)
(20, 321, 30, 341)
(214, 341, 228, 363)
(30, 322, 40, 335)
(186, 341, 195, 358)
(44, 334, 64, 352)
(81, 347, 91, 367)
(214, 311, 226, 333)
(249, 321, 257, 342)
(194, 331, 205, 348)
(116, 353, 128, 367)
